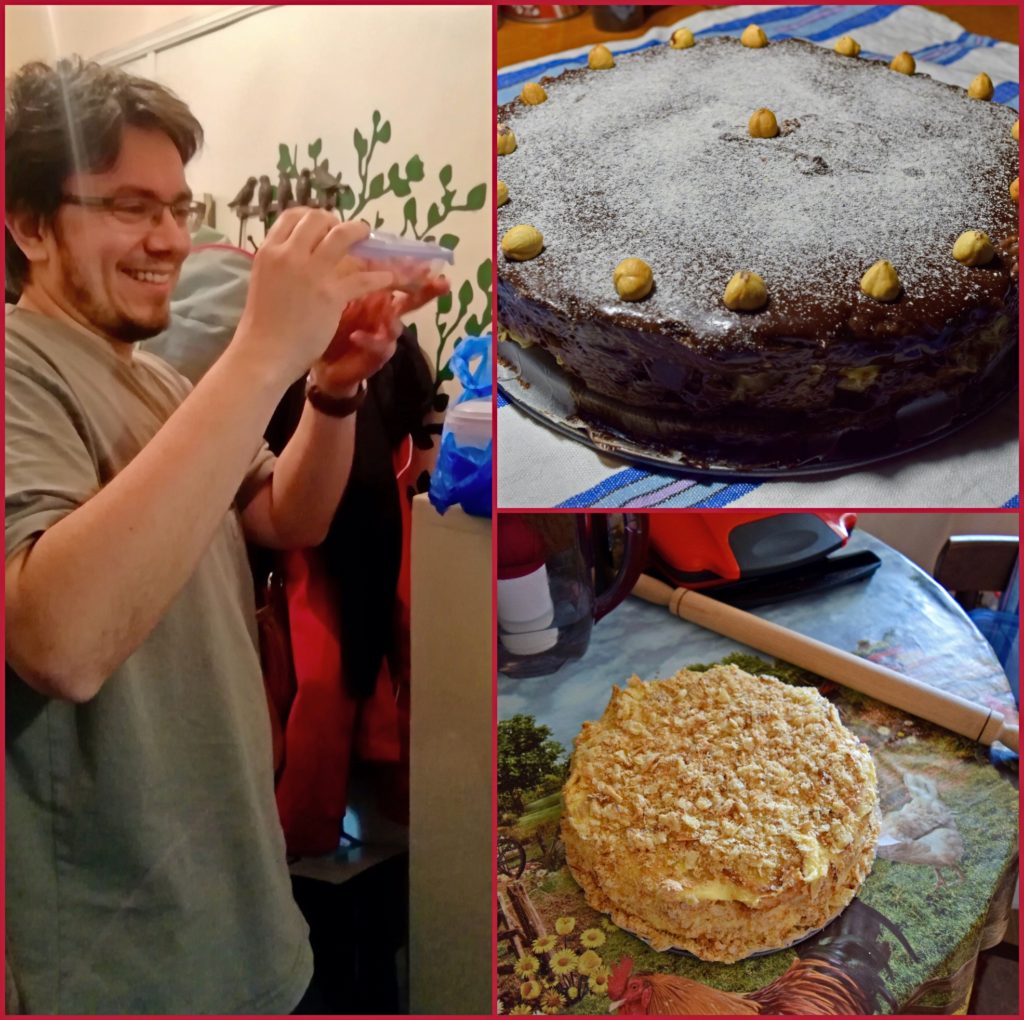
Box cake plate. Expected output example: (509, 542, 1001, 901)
(628, 904, 846, 961)
(497, 337, 1019, 481)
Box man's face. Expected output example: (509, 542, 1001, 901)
(43, 125, 192, 343)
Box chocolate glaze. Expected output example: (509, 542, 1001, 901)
(497, 37, 1019, 465)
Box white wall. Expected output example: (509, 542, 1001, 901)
(6, 5, 493, 380)
(5, 5, 55, 67)
(858, 512, 1019, 573)
(6, 5, 231, 69)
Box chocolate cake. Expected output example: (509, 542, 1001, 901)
(562, 664, 880, 962)
(497, 36, 1019, 470)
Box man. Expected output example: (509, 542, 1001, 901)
(4, 57, 446, 1013)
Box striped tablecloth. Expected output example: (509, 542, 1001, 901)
(497, 5, 1020, 509)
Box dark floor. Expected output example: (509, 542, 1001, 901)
(968, 943, 1018, 1015)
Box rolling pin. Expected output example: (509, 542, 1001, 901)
(632, 573, 1019, 753)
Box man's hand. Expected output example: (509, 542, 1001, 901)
(310, 273, 450, 395)
(232, 210, 396, 388)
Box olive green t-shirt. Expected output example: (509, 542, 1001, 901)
(4, 307, 313, 1014)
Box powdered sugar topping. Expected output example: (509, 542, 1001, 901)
(497, 39, 1018, 337)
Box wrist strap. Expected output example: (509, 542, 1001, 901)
(304, 376, 367, 418)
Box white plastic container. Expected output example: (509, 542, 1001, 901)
(441, 398, 492, 450)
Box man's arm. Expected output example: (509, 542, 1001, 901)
(240, 280, 449, 549)
(237, 391, 357, 550)
(5, 212, 392, 702)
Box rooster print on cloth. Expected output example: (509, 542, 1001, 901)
(876, 773, 965, 888)
(607, 952, 874, 1015)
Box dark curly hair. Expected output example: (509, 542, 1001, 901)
(5, 57, 203, 294)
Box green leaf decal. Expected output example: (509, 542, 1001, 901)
(387, 163, 411, 198)
(477, 259, 493, 290)
(439, 164, 453, 187)
(439, 234, 459, 251)
(377, 120, 392, 144)
(354, 129, 368, 160)
(368, 173, 385, 199)
(405, 155, 424, 182)
(464, 183, 487, 210)
(426, 203, 442, 229)
(308, 138, 322, 159)
(339, 189, 356, 211)
(458, 280, 474, 311)
(436, 291, 453, 315)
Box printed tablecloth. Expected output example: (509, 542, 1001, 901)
(497, 530, 1018, 1014)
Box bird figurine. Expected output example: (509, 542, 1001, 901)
(228, 176, 257, 246)
(295, 168, 313, 207)
(312, 164, 343, 192)
(276, 172, 293, 215)
(256, 175, 273, 226)
(228, 176, 257, 213)
(876, 772, 965, 887)
(323, 184, 348, 212)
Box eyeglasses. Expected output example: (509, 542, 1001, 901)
(61, 194, 207, 231)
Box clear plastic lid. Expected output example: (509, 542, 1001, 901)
(349, 231, 455, 265)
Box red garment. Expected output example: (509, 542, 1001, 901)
(271, 441, 414, 857)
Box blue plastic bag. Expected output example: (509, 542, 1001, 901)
(446, 334, 492, 401)
(428, 336, 492, 518)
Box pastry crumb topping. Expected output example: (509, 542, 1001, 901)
(564, 664, 877, 896)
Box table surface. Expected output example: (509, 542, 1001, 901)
(497, 531, 1019, 1014)
(499, 530, 1017, 747)
(497, 5, 1019, 65)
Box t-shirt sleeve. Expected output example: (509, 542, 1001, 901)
(5, 361, 101, 560)
(237, 441, 276, 510)
(137, 350, 275, 512)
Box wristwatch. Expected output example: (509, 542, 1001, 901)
(304, 375, 368, 418)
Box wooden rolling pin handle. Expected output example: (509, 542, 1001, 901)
(631, 574, 1018, 753)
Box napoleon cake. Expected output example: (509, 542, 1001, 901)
(561, 663, 880, 962)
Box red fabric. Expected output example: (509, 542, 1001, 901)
(275, 548, 359, 857)
(273, 439, 415, 855)
(355, 438, 414, 824)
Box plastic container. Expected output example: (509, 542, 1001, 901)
(350, 231, 454, 287)
(441, 398, 492, 450)
(497, 515, 557, 656)
(428, 337, 493, 518)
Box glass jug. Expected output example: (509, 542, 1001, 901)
(497, 513, 649, 677)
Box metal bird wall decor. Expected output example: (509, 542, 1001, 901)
(294, 168, 313, 208)
(276, 172, 294, 216)
(230, 164, 354, 249)
(228, 175, 257, 211)
(256, 175, 273, 225)
(227, 175, 258, 244)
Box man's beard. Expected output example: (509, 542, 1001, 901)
(58, 246, 170, 344)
